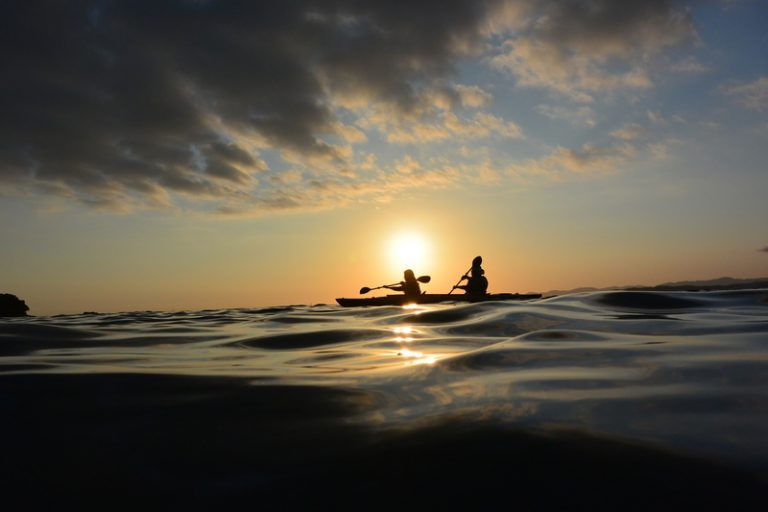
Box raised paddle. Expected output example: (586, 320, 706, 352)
(359, 275, 431, 294)
(448, 266, 472, 295)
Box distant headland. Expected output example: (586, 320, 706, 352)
(543, 277, 768, 297)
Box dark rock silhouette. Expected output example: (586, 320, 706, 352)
(0, 293, 29, 316)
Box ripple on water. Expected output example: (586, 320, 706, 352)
(238, 328, 387, 350)
(265, 315, 342, 324)
(595, 291, 705, 310)
(0, 323, 102, 355)
(397, 305, 485, 324)
(284, 352, 364, 365)
(0, 323, 100, 340)
(517, 330, 610, 342)
(442, 345, 616, 372)
(443, 312, 565, 337)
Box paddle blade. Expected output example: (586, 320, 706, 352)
(417, 275, 431, 283)
(359, 287, 372, 294)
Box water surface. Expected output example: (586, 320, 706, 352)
(2, 290, 767, 507)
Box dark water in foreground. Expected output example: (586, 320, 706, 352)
(2, 290, 767, 508)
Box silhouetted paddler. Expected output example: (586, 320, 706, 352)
(455, 256, 488, 295)
(385, 269, 422, 297)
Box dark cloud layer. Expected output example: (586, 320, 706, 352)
(0, 0, 696, 212)
(1, 0, 499, 210)
(532, 0, 692, 51)
(493, 0, 694, 101)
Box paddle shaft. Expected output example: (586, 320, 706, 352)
(448, 266, 472, 295)
(367, 282, 400, 293)
(360, 275, 431, 294)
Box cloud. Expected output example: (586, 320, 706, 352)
(610, 123, 645, 141)
(431, 84, 494, 110)
(646, 110, 685, 125)
(0, 0, 507, 212)
(453, 85, 494, 109)
(490, 0, 696, 101)
(0, 0, 706, 215)
(217, 154, 462, 216)
(723, 77, 768, 111)
(507, 142, 638, 180)
(537, 104, 597, 127)
(667, 56, 709, 74)
(383, 111, 523, 144)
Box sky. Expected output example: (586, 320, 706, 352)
(1, 0, 767, 315)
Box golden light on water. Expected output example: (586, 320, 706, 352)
(398, 348, 422, 358)
(397, 347, 437, 366)
(392, 325, 438, 366)
(394, 325, 415, 342)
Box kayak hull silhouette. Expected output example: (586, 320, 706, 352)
(336, 293, 542, 307)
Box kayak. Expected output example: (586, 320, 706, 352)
(336, 293, 542, 307)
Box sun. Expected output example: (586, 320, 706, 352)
(388, 232, 429, 273)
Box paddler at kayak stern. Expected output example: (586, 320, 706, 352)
(385, 269, 422, 297)
(455, 256, 489, 295)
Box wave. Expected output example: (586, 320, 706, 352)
(1, 289, 767, 504)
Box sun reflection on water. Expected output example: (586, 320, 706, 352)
(391, 325, 438, 365)
(393, 326, 414, 342)
(397, 347, 437, 366)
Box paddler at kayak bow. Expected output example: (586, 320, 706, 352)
(384, 269, 423, 297)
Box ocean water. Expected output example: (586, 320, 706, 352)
(2, 290, 767, 508)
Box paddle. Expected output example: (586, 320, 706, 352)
(359, 275, 431, 294)
(448, 266, 472, 295)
